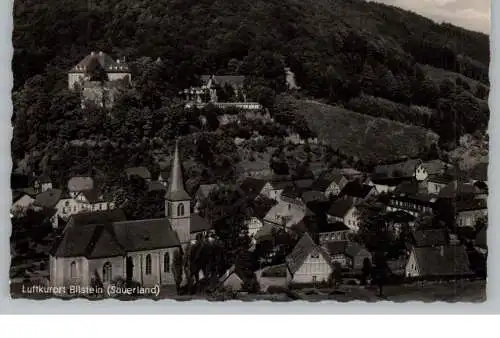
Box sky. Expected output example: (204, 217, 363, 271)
(369, 0, 490, 34)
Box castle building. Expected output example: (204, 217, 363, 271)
(49, 142, 212, 292)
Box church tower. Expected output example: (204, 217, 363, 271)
(166, 141, 191, 244)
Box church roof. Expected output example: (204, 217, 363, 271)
(165, 141, 190, 201)
(52, 218, 181, 258)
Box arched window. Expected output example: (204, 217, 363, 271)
(164, 253, 170, 273)
(70, 261, 77, 278)
(145, 254, 152, 275)
(177, 203, 185, 216)
(102, 262, 112, 283)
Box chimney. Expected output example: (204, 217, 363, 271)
(440, 245, 444, 257)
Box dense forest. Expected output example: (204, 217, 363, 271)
(12, 0, 490, 185)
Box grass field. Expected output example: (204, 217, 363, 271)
(277, 96, 439, 163)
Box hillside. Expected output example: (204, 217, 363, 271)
(12, 0, 490, 178)
(275, 95, 439, 163)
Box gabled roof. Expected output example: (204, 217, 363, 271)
(370, 176, 408, 186)
(79, 189, 108, 204)
(421, 160, 450, 176)
(69, 51, 130, 74)
(373, 159, 422, 179)
(148, 181, 166, 192)
(412, 229, 448, 247)
(35, 189, 63, 209)
(190, 213, 212, 234)
(456, 198, 487, 212)
(66, 209, 126, 229)
(327, 198, 355, 218)
(427, 174, 455, 185)
(36, 173, 51, 184)
(125, 167, 152, 180)
(475, 225, 487, 249)
(438, 181, 480, 199)
(340, 181, 374, 199)
(239, 178, 268, 199)
(318, 221, 350, 234)
(68, 176, 94, 192)
(412, 245, 472, 277)
(286, 233, 332, 274)
(219, 264, 246, 285)
(324, 241, 370, 259)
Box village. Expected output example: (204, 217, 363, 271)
(10, 51, 488, 302)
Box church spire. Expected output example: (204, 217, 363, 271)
(166, 140, 190, 201)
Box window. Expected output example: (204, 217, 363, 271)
(103, 262, 112, 282)
(65, 201, 70, 207)
(177, 203, 185, 216)
(70, 261, 77, 278)
(145, 254, 152, 275)
(311, 252, 320, 259)
(164, 253, 170, 273)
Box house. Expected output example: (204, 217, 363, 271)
(317, 222, 351, 245)
(219, 265, 246, 292)
(68, 51, 131, 90)
(410, 229, 448, 248)
(373, 159, 425, 181)
(285, 233, 334, 285)
(421, 160, 451, 177)
(339, 181, 376, 203)
(125, 167, 152, 182)
(368, 177, 407, 194)
(239, 178, 272, 200)
(405, 245, 472, 278)
(456, 198, 487, 228)
(326, 198, 361, 232)
(245, 200, 278, 238)
(386, 193, 436, 218)
(67, 176, 94, 198)
(338, 168, 364, 181)
(263, 199, 309, 230)
(438, 181, 481, 200)
(33, 174, 53, 193)
(81, 81, 122, 109)
(54, 189, 116, 226)
(324, 241, 372, 271)
(11, 191, 36, 216)
(148, 181, 166, 193)
(312, 171, 348, 198)
(385, 211, 416, 237)
(426, 174, 455, 195)
(62, 209, 127, 233)
(50, 141, 212, 290)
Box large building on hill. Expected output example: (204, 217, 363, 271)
(67, 51, 132, 108)
(49, 142, 212, 291)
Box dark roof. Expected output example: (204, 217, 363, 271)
(190, 214, 212, 234)
(294, 179, 314, 190)
(327, 198, 354, 218)
(325, 241, 348, 256)
(345, 242, 370, 259)
(148, 181, 166, 192)
(318, 221, 350, 234)
(69, 51, 129, 73)
(53, 218, 181, 258)
(252, 199, 278, 219)
(125, 167, 152, 180)
(239, 178, 268, 199)
(456, 198, 487, 212)
(421, 160, 449, 176)
(438, 181, 479, 199)
(66, 209, 126, 229)
(413, 245, 472, 277)
(427, 174, 455, 185)
(469, 162, 488, 182)
(80, 189, 108, 204)
(36, 174, 51, 183)
(412, 229, 448, 247)
(68, 176, 94, 192)
(475, 225, 487, 249)
(373, 159, 422, 179)
(286, 233, 332, 274)
(201, 75, 245, 87)
(370, 177, 409, 186)
(281, 185, 302, 200)
(269, 176, 294, 190)
(385, 211, 416, 223)
(340, 181, 373, 199)
(35, 189, 62, 209)
(301, 190, 328, 204)
(312, 171, 346, 191)
(166, 141, 191, 201)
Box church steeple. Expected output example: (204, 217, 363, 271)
(166, 140, 191, 245)
(166, 140, 190, 201)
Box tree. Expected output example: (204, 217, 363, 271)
(173, 249, 183, 295)
(329, 262, 343, 289)
(372, 250, 389, 297)
(361, 258, 372, 285)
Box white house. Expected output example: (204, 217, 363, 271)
(285, 233, 334, 285)
(326, 199, 361, 232)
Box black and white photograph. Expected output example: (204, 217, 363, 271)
(10, 0, 490, 302)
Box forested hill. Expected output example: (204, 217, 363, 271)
(12, 0, 490, 180)
(14, 0, 489, 90)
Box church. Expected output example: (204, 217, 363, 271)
(49, 142, 212, 290)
